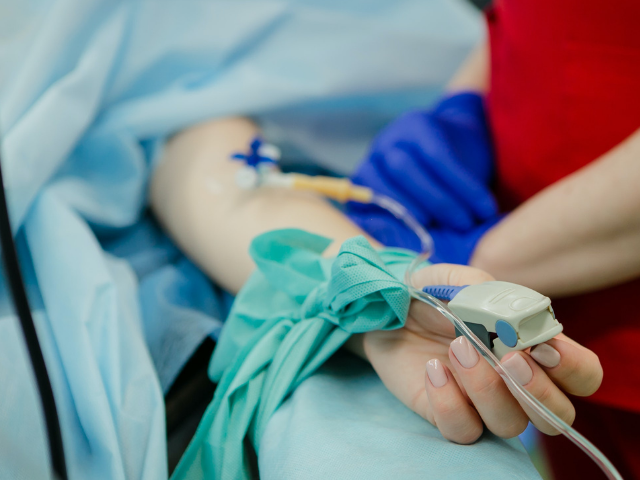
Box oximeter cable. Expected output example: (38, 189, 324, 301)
(0, 137, 68, 480)
(372, 192, 622, 479)
(232, 138, 623, 478)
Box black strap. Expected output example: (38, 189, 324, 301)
(0, 139, 68, 480)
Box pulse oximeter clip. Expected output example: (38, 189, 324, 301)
(423, 282, 563, 358)
(230, 135, 621, 480)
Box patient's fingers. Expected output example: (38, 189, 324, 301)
(424, 359, 483, 444)
(530, 334, 603, 397)
(448, 337, 529, 438)
(447, 335, 582, 437)
(501, 351, 576, 435)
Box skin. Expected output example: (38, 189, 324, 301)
(448, 42, 640, 297)
(150, 117, 603, 444)
(149, 117, 367, 293)
(356, 264, 601, 443)
(472, 130, 640, 296)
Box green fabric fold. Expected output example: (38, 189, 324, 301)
(172, 229, 417, 480)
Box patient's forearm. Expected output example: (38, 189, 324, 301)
(150, 117, 374, 294)
(471, 128, 640, 297)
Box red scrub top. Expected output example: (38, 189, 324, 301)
(486, 0, 640, 413)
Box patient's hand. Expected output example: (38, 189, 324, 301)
(152, 118, 602, 444)
(360, 264, 603, 444)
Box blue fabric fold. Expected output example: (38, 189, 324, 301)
(0, 1, 482, 478)
(172, 229, 415, 480)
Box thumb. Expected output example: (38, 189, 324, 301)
(411, 263, 494, 289)
(408, 264, 494, 333)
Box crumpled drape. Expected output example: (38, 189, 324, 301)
(172, 229, 417, 480)
(0, 1, 482, 478)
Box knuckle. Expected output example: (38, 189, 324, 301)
(559, 351, 580, 376)
(541, 403, 575, 431)
(559, 350, 603, 397)
(489, 416, 528, 439)
(432, 397, 460, 421)
(418, 392, 437, 425)
(533, 391, 575, 429)
(396, 110, 424, 127)
(409, 388, 429, 421)
(578, 355, 603, 396)
(430, 396, 485, 445)
(384, 150, 408, 171)
(534, 382, 556, 405)
(430, 196, 457, 215)
(563, 404, 576, 426)
(471, 372, 505, 401)
(444, 265, 494, 287)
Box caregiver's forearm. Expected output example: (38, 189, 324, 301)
(471, 128, 640, 297)
(150, 117, 375, 294)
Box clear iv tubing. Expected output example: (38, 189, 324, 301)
(251, 165, 621, 477)
(374, 193, 623, 480)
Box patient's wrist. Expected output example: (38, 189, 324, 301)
(344, 333, 368, 361)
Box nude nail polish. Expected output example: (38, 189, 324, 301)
(530, 343, 561, 368)
(426, 359, 448, 388)
(503, 353, 533, 385)
(450, 337, 479, 369)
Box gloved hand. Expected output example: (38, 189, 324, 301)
(426, 214, 504, 264)
(349, 204, 502, 264)
(347, 92, 497, 232)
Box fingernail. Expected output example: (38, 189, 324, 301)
(530, 343, 561, 368)
(426, 359, 448, 388)
(450, 337, 479, 369)
(503, 354, 533, 385)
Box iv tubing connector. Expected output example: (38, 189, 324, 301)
(289, 174, 373, 203)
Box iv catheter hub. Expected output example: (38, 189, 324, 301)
(232, 137, 374, 203)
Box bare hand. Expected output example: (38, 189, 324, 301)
(361, 264, 603, 444)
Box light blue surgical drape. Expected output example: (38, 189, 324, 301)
(0, 1, 483, 478)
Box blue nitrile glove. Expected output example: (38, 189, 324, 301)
(426, 214, 505, 265)
(349, 207, 423, 251)
(347, 92, 496, 232)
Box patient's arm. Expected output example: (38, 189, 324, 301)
(150, 38, 489, 288)
(150, 116, 601, 444)
(150, 117, 376, 294)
